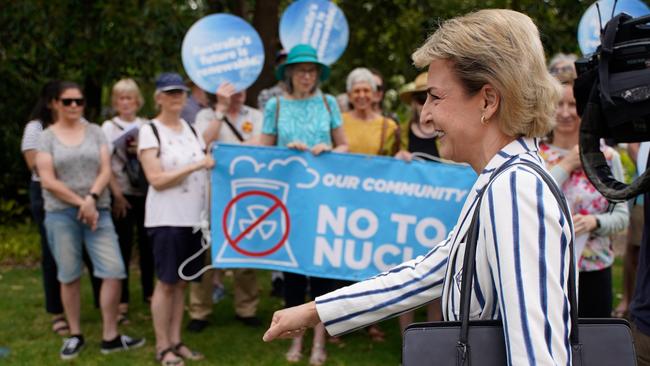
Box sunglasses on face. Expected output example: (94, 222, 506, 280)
(60, 98, 85, 107)
(413, 92, 427, 105)
(162, 89, 186, 96)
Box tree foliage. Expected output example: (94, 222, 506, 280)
(0, 0, 605, 214)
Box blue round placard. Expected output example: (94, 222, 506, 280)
(578, 0, 649, 55)
(279, 0, 349, 65)
(182, 14, 265, 92)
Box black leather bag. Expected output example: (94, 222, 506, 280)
(403, 161, 637, 366)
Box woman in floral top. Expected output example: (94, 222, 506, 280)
(540, 57, 629, 317)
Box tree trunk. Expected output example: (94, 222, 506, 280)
(84, 76, 102, 123)
(248, 0, 281, 108)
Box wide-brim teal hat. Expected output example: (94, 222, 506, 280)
(275, 44, 330, 82)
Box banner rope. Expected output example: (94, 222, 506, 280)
(178, 144, 215, 281)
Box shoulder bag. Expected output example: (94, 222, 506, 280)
(402, 160, 636, 366)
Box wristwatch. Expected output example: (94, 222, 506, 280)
(89, 192, 100, 202)
(595, 216, 601, 229)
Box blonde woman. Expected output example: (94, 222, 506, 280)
(101, 78, 153, 323)
(264, 10, 575, 365)
(139, 73, 214, 366)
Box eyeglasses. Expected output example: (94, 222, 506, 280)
(413, 92, 427, 105)
(162, 89, 186, 96)
(550, 65, 575, 76)
(60, 98, 85, 106)
(294, 67, 318, 77)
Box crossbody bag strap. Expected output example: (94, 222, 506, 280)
(392, 122, 402, 156)
(456, 160, 578, 362)
(148, 122, 162, 158)
(223, 115, 245, 142)
(321, 93, 338, 147)
(377, 117, 387, 155)
(274, 96, 281, 134)
(110, 117, 124, 130)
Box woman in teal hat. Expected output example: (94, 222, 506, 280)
(260, 44, 348, 365)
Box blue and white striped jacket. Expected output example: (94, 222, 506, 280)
(315, 137, 574, 366)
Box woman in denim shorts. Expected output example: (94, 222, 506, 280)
(37, 81, 144, 360)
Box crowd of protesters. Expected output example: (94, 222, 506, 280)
(20, 39, 640, 365)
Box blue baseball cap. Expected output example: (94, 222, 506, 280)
(155, 72, 190, 92)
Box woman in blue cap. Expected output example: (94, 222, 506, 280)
(260, 44, 348, 365)
(139, 72, 214, 366)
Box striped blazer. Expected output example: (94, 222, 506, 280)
(316, 137, 575, 366)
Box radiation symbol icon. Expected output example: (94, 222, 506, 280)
(239, 205, 278, 241)
(216, 178, 298, 267)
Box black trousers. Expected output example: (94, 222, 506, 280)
(112, 194, 153, 303)
(283, 272, 336, 308)
(578, 266, 613, 318)
(29, 180, 101, 313)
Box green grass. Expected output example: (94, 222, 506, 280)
(0, 219, 401, 366)
(0, 265, 403, 365)
(0, 222, 626, 365)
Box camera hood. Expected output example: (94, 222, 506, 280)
(577, 13, 650, 202)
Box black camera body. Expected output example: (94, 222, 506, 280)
(576, 13, 650, 201)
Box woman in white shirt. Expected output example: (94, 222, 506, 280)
(101, 78, 152, 324)
(138, 73, 214, 366)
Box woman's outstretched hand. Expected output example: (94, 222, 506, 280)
(263, 301, 322, 342)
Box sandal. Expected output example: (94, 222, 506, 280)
(367, 325, 386, 342)
(51, 316, 70, 336)
(612, 307, 629, 319)
(156, 347, 184, 366)
(117, 312, 130, 326)
(173, 342, 204, 361)
(285, 338, 303, 363)
(309, 343, 327, 366)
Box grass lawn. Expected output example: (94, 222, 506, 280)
(0, 220, 404, 366)
(0, 223, 626, 365)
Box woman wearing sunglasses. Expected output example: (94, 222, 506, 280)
(138, 73, 214, 366)
(36, 81, 144, 360)
(21, 81, 104, 337)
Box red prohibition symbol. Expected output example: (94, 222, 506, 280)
(222, 190, 291, 257)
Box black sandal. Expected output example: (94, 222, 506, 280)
(51, 316, 69, 336)
(173, 342, 204, 361)
(156, 347, 183, 366)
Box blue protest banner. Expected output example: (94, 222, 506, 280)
(210, 144, 476, 282)
(578, 0, 649, 55)
(279, 0, 349, 65)
(182, 14, 265, 92)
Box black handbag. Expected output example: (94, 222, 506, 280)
(403, 160, 637, 365)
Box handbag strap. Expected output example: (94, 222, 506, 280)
(457, 159, 578, 358)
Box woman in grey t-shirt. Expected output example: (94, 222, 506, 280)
(36, 81, 144, 360)
(21, 80, 101, 337)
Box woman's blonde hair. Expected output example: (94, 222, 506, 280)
(412, 9, 561, 138)
(112, 78, 144, 111)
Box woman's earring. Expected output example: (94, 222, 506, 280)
(480, 115, 488, 126)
